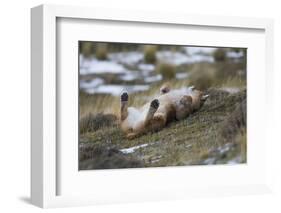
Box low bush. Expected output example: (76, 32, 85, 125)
(213, 48, 226, 62)
(80, 113, 118, 134)
(188, 63, 216, 90)
(79, 143, 144, 170)
(157, 63, 176, 80)
(80, 42, 93, 57)
(95, 44, 108, 60)
(144, 45, 157, 64)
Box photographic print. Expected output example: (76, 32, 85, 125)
(79, 42, 246, 170)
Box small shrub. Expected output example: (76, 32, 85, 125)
(220, 99, 246, 142)
(144, 45, 157, 64)
(95, 45, 108, 60)
(79, 144, 144, 170)
(213, 49, 226, 62)
(239, 131, 247, 163)
(188, 63, 216, 90)
(215, 61, 246, 82)
(80, 42, 93, 57)
(157, 63, 176, 80)
(80, 113, 117, 134)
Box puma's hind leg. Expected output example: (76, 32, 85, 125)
(176, 95, 193, 120)
(150, 112, 167, 131)
(150, 103, 170, 131)
(144, 99, 159, 126)
(120, 92, 129, 121)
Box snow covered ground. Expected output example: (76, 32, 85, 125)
(79, 46, 243, 96)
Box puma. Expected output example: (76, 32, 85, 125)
(120, 84, 209, 139)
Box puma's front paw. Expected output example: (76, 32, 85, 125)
(150, 99, 160, 109)
(121, 92, 128, 102)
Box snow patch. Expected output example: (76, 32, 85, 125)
(220, 87, 241, 94)
(108, 52, 143, 65)
(157, 50, 214, 65)
(120, 144, 149, 154)
(157, 51, 190, 65)
(80, 57, 128, 75)
(176, 72, 189, 79)
(138, 63, 155, 72)
(84, 84, 149, 96)
(227, 51, 244, 59)
(184, 47, 217, 55)
(80, 78, 104, 89)
(119, 72, 139, 81)
(144, 74, 162, 83)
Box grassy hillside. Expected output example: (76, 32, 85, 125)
(79, 88, 246, 170)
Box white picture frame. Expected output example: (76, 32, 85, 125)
(31, 4, 274, 208)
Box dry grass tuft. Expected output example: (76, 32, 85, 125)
(188, 63, 216, 90)
(187, 62, 246, 90)
(213, 48, 226, 62)
(80, 42, 93, 58)
(79, 143, 144, 170)
(95, 44, 108, 60)
(157, 63, 176, 80)
(80, 113, 118, 134)
(144, 45, 157, 64)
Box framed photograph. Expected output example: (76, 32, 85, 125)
(31, 4, 274, 208)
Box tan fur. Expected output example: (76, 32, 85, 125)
(120, 85, 208, 139)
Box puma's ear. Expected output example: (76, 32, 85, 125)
(160, 83, 171, 94)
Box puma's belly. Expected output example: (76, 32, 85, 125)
(125, 107, 147, 129)
(157, 89, 195, 117)
(158, 90, 189, 107)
